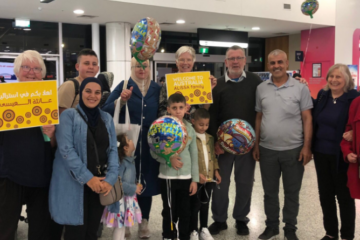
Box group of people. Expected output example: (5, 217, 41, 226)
(0, 44, 359, 240)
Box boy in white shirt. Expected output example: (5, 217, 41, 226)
(189, 108, 221, 240)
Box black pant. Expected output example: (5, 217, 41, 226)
(314, 152, 356, 239)
(0, 178, 51, 240)
(137, 195, 152, 220)
(63, 185, 105, 240)
(190, 182, 214, 232)
(160, 179, 191, 240)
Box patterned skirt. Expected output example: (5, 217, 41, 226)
(101, 195, 142, 228)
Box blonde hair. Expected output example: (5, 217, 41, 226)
(175, 46, 196, 63)
(324, 64, 354, 92)
(14, 50, 46, 78)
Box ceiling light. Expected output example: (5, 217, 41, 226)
(252, 27, 260, 30)
(73, 9, 84, 15)
(23, 28, 31, 31)
(62, 43, 65, 48)
(176, 19, 185, 24)
(199, 40, 248, 48)
(161, 49, 165, 53)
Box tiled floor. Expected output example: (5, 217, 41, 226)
(17, 161, 360, 240)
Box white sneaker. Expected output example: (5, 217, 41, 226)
(199, 228, 214, 240)
(190, 230, 200, 240)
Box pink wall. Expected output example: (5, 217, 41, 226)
(301, 27, 335, 98)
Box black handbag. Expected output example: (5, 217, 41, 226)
(76, 108, 123, 206)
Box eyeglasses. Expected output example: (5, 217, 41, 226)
(178, 58, 193, 63)
(132, 65, 149, 69)
(226, 57, 245, 62)
(21, 65, 42, 73)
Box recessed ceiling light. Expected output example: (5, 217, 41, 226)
(176, 19, 185, 24)
(62, 43, 65, 48)
(73, 9, 84, 15)
(252, 27, 260, 30)
(161, 49, 165, 53)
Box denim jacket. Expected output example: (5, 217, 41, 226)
(49, 106, 119, 225)
(108, 156, 137, 213)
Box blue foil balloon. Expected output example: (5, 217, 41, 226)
(301, 0, 319, 19)
(217, 119, 256, 155)
(148, 116, 188, 167)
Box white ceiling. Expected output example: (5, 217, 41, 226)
(0, 0, 331, 38)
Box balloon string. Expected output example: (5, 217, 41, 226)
(301, 23, 313, 75)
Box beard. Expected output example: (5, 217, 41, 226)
(228, 67, 243, 76)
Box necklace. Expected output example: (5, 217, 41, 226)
(333, 98, 337, 104)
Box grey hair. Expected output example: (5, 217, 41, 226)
(323, 64, 354, 92)
(225, 45, 245, 59)
(175, 46, 196, 62)
(268, 49, 288, 59)
(14, 50, 46, 78)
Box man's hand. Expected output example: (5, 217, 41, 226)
(343, 130, 353, 142)
(299, 147, 312, 166)
(136, 183, 143, 195)
(215, 141, 224, 155)
(185, 104, 191, 115)
(210, 75, 217, 89)
(170, 155, 183, 170)
(253, 144, 260, 161)
(347, 153, 358, 163)
(214, 170, 221, 184)
(120, 86, 133, 102)
(189, 182, 197, 196)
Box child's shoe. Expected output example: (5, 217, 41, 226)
(190, 230, 199, 240)
(199, 228, 214, 240)
(138, 219, 150, 239)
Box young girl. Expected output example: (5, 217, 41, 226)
(102, 134, 143, 240)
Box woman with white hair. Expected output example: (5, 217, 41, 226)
(102, 57, 161, 239)
(158, 46, 217, 120)
(312, 64, 359, 240)
(0, 50, 55, 240)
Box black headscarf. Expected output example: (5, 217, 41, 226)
(79, 77, 103, 127)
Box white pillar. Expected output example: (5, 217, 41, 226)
(106, 22, 132, 90)
(92, 23, 101, 71)
(58, 22, 64, 86)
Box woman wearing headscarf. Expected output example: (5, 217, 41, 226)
(0, 50, 55, 240)
(49, 77, 119, 240)
(102, 57, 161, 239)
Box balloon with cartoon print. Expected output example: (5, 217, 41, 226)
(217, 119, 256, 155)
(130, 17, 161, 67)
(301, 0, 319, 19)
(148, 116, 188, 167)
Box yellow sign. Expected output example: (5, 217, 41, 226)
(166, 71, 213, 105)
(0, 81, 59, 131)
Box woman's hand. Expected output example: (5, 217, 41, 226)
(136, 183, 143, 195)
(87, 177, 105, 193)
(100, 181, 112, 196)
(42, 124, 55, 139)
(347, 153, 358, 163)
(185, 104, 191, 115)
(210, 75, 217, 89)
(120, 86, 133, 102)
(343, 130, 353, 142)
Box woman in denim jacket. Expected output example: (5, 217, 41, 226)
(49, 78, 119, 240)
